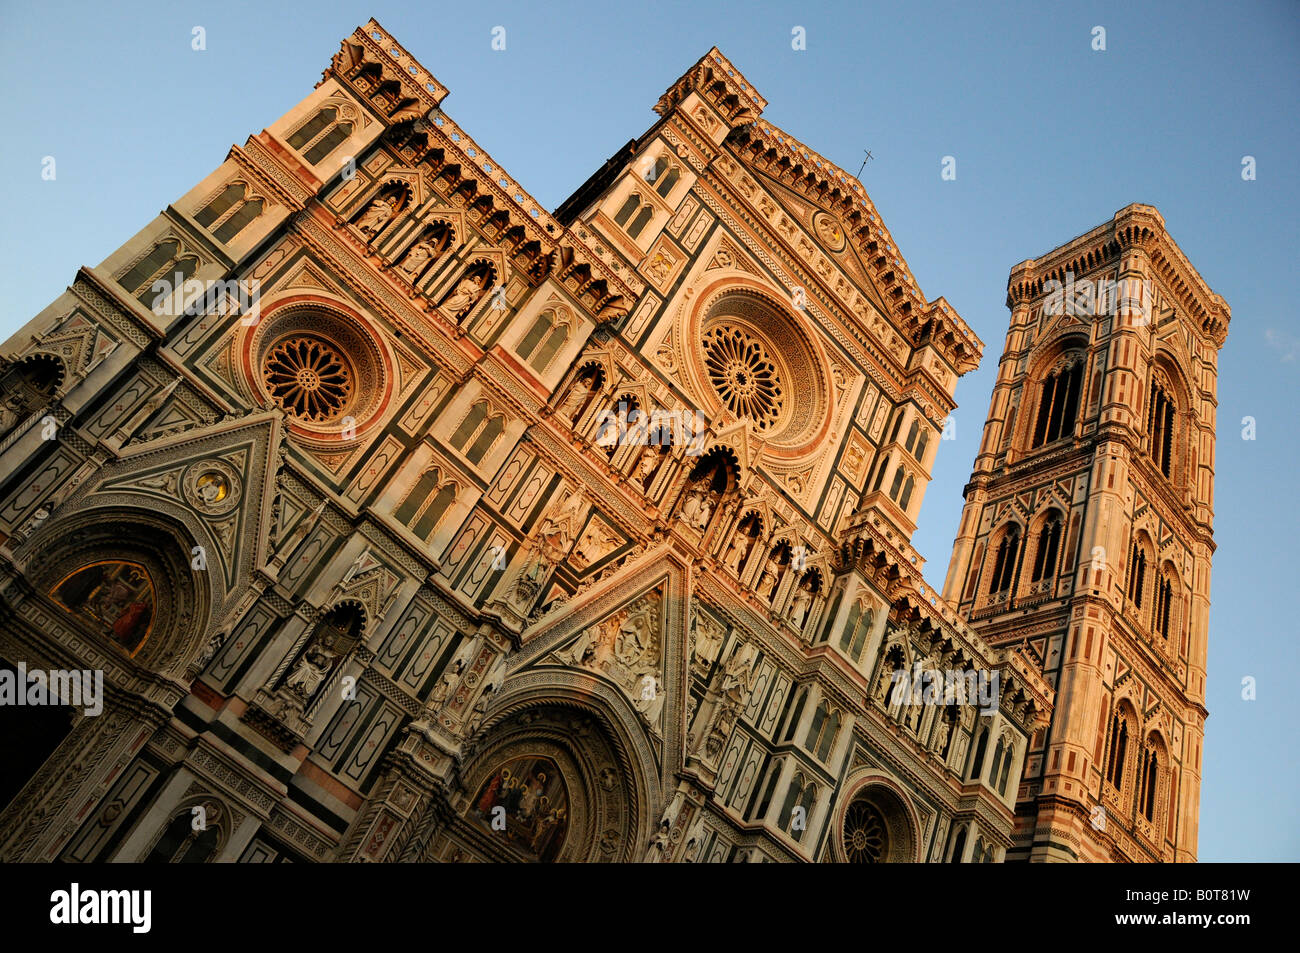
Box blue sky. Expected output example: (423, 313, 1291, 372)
(1, 0, 1295, 861)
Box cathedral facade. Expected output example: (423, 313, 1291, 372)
(0, 20, 1225, 863)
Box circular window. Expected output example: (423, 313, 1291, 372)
(843, 798, 888, 862)
(262, 335, 354, 422)
(702, 326, 782, 431)
(246, 301, 388, 439)
(692, 289, 828, 449)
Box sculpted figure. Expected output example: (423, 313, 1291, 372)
(356, 197, 395, 238)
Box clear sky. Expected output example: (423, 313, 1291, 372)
(1, 0, 1295, 861)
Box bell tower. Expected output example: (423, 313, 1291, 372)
(941, 205, 1229, 861)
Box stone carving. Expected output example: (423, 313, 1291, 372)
(356, 197, 396, 239)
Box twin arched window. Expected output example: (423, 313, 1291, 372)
(1031, 357, 1084, 448)
(987, 526, 1021, 595)
(1127, 539, 1148, 609)
(904, 419, 929, 461)
(195, 181, 264, 243)
(988, 735, 1015, 796)
(614, 193, 654, 239)
(888, 466, 915, 511)
(778, 773, 818, 842)
(394, 466, 457, 541)
(838, 603, 873, 662)
(1148, 377, 1176, 478)
(1105, 712, 1130, 790)
(288, 106, 353, 164)
(1030, 514, 1063, 584)
(804, 700, 841, 761)
(516, 308, 570, 373)
(449, 400, 506, 465)
(1154, 572, 1174, 640)
(646, 156, 680, 197)
(1138, 739, 1161, 822)
(117, 239, 199, 310)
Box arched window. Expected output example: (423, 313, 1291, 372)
(897, 475, 915, 511)
(949, 826, 967, 863)
(647, 156, 669, 186)
(988, 527, 1021, 595)
(1030, 515, 1063, 583)
(805, 701, 828, 750)
(449, 400, 506, 465)
(516, 310, 554, 363)
(1031, 357, 1084, 448)
(838, 603, 861, 653)
(888, 466, 906, 501)
(778, 773, 806, 831)
(656, 165, 680, 197)
(613, 194, 639, 226)
(1105, 712, 1129, 789)
(970, 727, 989, 780)
(288, 106, 353, 164)
(988, 737, 1006, 787)
(1148, 377, 1176, 478)
(904, 420, 920, 454)
(913, 427, 929, 462)
(212, 198, 263, 243)
(1127, 540, 1148, 608)
(998, 741, 1014, 795)
(627, 205, 654, 239)
(118, 240, 200, 308)
(194, 183, 245, 227)
(1138, 741, 1160, 821)
(849, 607, 873, 661)
(1154, 572, 1174, 640)
(395, 466, 457, 540)
(145, 807, 222, 863)
(288, 107, 335, 149)
(816, 710, 841, 761)
(783, 688, 808, 742)
(872, 454, 892, 493)
(532, 322, 569, 373)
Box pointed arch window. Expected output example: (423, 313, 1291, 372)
(656, 165, 680, 198)
(1127, 541, 1147, 609)
(1148, 378, 1176, 478)
(627, 205, 654, 239)
(449, 400, 506, 466)
(970, 727, 989, 780)
(517, 309, 571, 373)
(1105, 713, 1129, 789)
(1031, 357, 1084, 448)
(195, 183, 245, 227)
(1031, 515, 1063, 583)
(1138, 742, 1160, 821)
(394, 467, 457, 541)
(614, 194, 640, 226)
(1154, 573, 1174, 640)
(783, 688, 808, 742)
(988, 527, 1022, 595)
(288, 106, 353, 164)
(872, 454, 892, 493)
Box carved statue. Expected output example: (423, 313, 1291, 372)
(679, 483, 705, 528)
(356, 197, 396, 238)
(285, 643, 335, 700)
(721, 532, 746, 572)
(757, 549, 782, 596)
(558, 375, 594, 421)
(694, 494, 714, 530)
(636, 446, 660, 486)
(787, 582, 814, 628)
(398, 240, 437, 278)
(690, 611, 724, 670)
(441, 275, 485, 319)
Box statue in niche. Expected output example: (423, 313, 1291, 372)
(690, 610, 724, 670)
(721, 532, 746, 573)
(441, 274, 486, 319)
(285, 642, 336, 700)
(356, 197, 396, 239)
(787, 579, 814, 628)
(636, 446, 661, 488)
(398, 239, 438, 278)
(634, 671, 665, 730)
(429, 658, 463, 710)
(757, 548, 783, 597)
(558, 374, 595, 422)
(694, 493, 714, 530)
(679, 482, 706, 528)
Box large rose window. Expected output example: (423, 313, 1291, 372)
(263, 335, 354, 422)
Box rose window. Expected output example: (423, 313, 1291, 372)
(702, 326, 783, 431)
(262, 335, 354, 422)
(843, 799, 888, 863)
